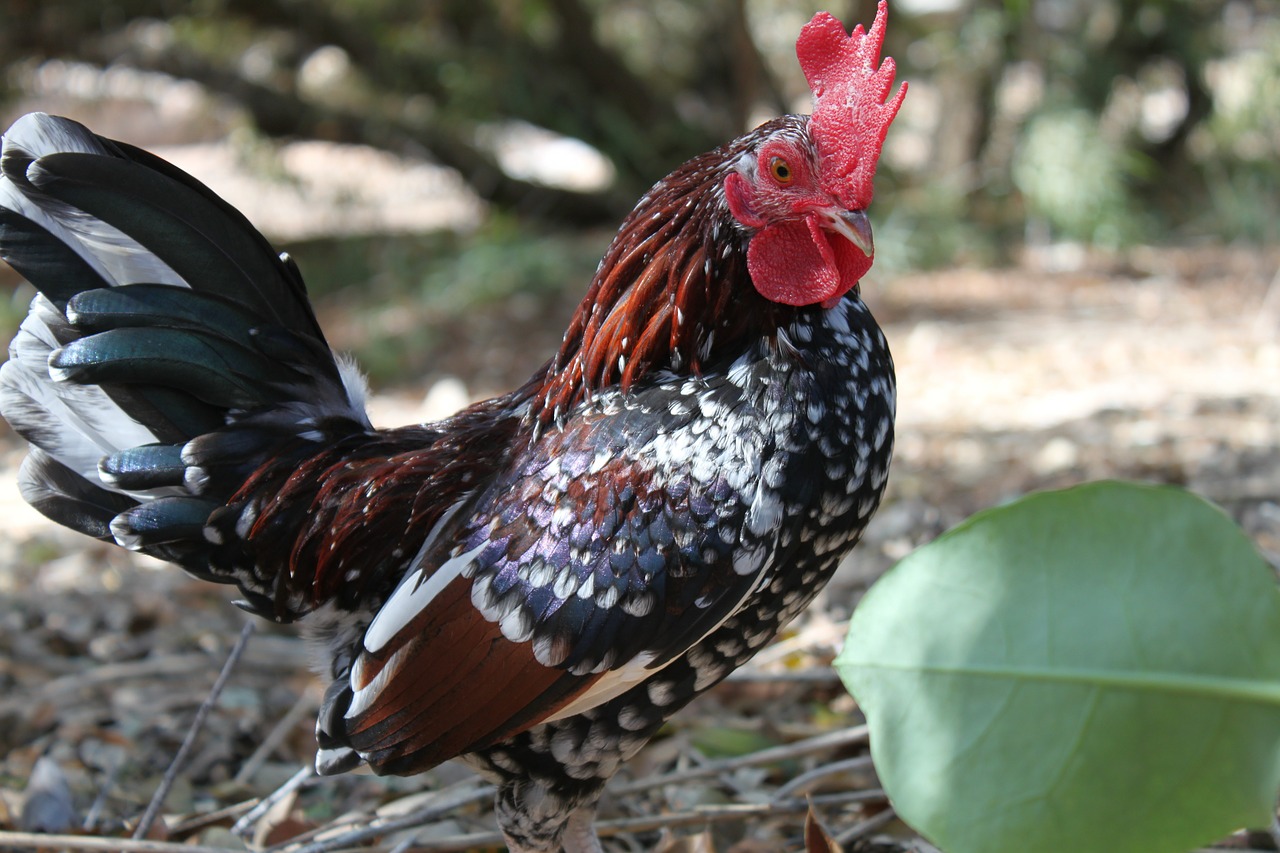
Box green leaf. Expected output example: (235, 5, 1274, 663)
(836, 481, 1280, 853)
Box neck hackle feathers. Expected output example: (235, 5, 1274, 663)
(533, 5, 908, 429)
(798, 1, 906, 211)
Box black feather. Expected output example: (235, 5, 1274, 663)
(181, 427, 308, 497)
(50, 327, 309, 409)
(100, 444, 186, 490)
(106, 137, 327, 341)
(17, 448, 137, 540)
(114, 496, 221, 547)
(0, 209, 111, 309)
(29, 152, 326, 341)
(93, 385, 224, 445)
(67, 284, 268, 341)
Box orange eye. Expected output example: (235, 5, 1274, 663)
(769, 156, 792, 184)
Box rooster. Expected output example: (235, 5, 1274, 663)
(0, 5, 904, 851)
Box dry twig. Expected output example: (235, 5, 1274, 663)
(0, 833, 251, 853)
(274, 728, 874, 851)
(610, 724, 869, 796)
(233, 691, 318, 787)
(833, 805, 898, 845)
(132, 621, 256, 840)
(273, 783, 494, 853)
(773, 755, 875, 800)
(231, 765, 315, 838)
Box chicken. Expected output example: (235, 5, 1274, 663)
(0, 5, 904, 851)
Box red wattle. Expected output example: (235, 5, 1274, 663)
(746, 215, 871, 307)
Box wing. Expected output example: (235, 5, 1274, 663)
(336, 381, 779, 775)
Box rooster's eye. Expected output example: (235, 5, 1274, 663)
(768, 156, 792, 184)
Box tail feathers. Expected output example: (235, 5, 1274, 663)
(17, 447, 138, 541)
(3, 114, 321, 334)
(110, 496, 223, 550)
(1, 297, 162, 484)
(21, 448, 229, 582)
(0, 112, 373, 616)
(0, 122, 186, 299)
(99, 444, 185, 491)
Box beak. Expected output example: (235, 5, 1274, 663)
(823, 209, 874, 258)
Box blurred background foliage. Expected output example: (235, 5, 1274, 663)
(0, 0, 1277, 385)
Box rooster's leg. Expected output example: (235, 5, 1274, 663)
(494, 778, 603, 853)
(558, 806, 603, 853)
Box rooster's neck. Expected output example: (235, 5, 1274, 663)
(532, 126, 800, 430)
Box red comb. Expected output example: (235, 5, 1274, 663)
(797, 1, 906, 210)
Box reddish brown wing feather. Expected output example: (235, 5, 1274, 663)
(343, 576, 603, 773)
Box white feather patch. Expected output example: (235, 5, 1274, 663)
(345, 644, 408, 719)
(6, 112, 108, 158)
(362, 540, 485, 653)
(543, 650, 659, 722)
(333, 353, 373, 427)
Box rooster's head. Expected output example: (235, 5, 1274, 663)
(724, 1, 906, 308)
